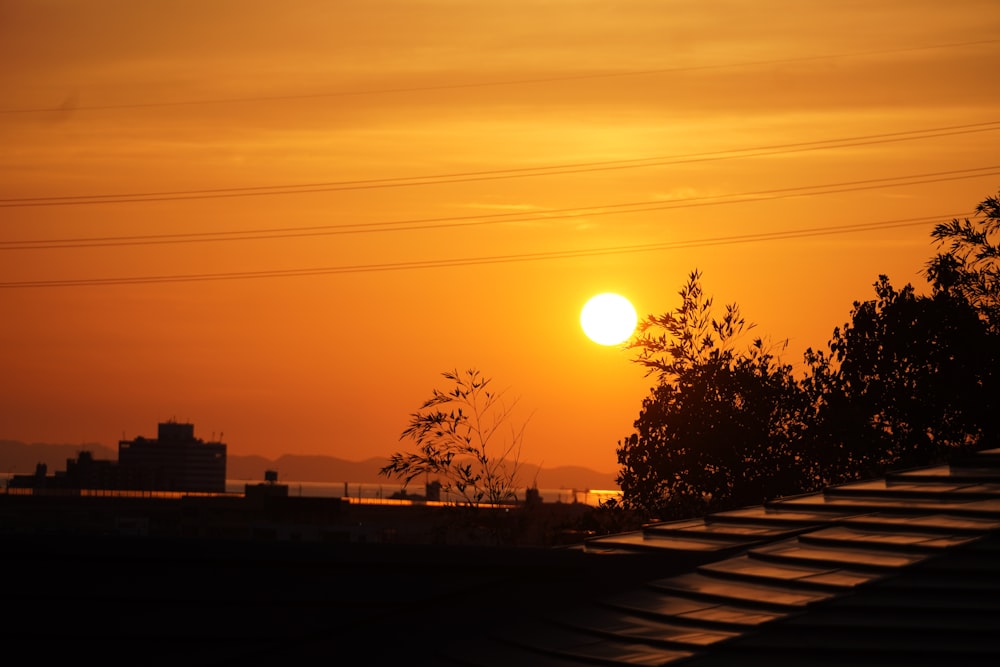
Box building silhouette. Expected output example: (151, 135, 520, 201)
(8, 420, 226, 494)
(118, 420, 226, 493)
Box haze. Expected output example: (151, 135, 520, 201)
(2, 1, 998, 475)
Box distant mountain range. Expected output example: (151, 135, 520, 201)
(0, 440, 619, 491)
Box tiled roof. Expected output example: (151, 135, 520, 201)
(444, 448, 1000, 666)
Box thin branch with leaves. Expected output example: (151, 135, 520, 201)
(380, 368, 529, 508)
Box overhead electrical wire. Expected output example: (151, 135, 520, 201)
(3, 32, 996, 287)
(0, 212, 965, 289)
(2, 121, 998, 208)
(2, 37, 997, 115)
(2, 165, 997, 251)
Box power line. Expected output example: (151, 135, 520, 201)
(0, 212, 960, 289)
(2, 165, 997, 251)
(2, 38, 997, 115)
(2, 121, 998, 209)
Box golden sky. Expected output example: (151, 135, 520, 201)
(2, 1, 999, 477)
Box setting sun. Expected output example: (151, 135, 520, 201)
(0, 0, 995, 479)
(581, 293, 638, 346)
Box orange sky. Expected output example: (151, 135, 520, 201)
(2, 1, 999, 478)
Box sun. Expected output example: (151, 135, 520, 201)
(581, 293, 638, 346)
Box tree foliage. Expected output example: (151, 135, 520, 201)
(379, 369, 527, 508)
(801, 192, 1000, 484)
(925, 193, 1000, 331)
(617, 271, 812, 519)
(804, 276, 997, 484)
(618, 192, 1000, 520)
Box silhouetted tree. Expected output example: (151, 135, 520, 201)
(925, 192, 1000, 331)
(616, 192, 1000, 522)
(617, 271, 812, 519)
(804, 276, 997, 484)
(804, 193, 1000, 481)
(379, 368, 527, 508)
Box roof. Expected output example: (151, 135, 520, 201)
(441, 448, 1000, 666)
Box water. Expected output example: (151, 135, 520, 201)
(233, 479, 621, 506)
(0, 473, 621, 507)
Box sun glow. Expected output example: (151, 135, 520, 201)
(580, 293, 638, 346)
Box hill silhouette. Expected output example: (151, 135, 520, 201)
(0, 440, 618, 491)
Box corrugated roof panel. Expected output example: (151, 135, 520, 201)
(552, 607, 739, 648)
(677, 604, 789, 627)
(648, 572, 835, 609)
(646, 521, 792, 539)
(603, 588, 727, 618)
(798, 569, 877, 588)
(841, 512, 1000, 533)
(707, 505, 856, 525)
(602, 588, 786, 629)
(584, 530, 756, 555)
(750, 540, 926, 569)
(494, 622, 695, 666)
(699, 554, 877, 590)
(798, 525, 977, 551)
(840, 480, 1000, 499)
(771, 492, 1000, 517)
(891, 465, 952, 478)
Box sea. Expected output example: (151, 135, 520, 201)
(232, 479, 621, 507)
(1, 473, 620, 507)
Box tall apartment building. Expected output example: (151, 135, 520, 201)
(118, 421, 227, 493)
